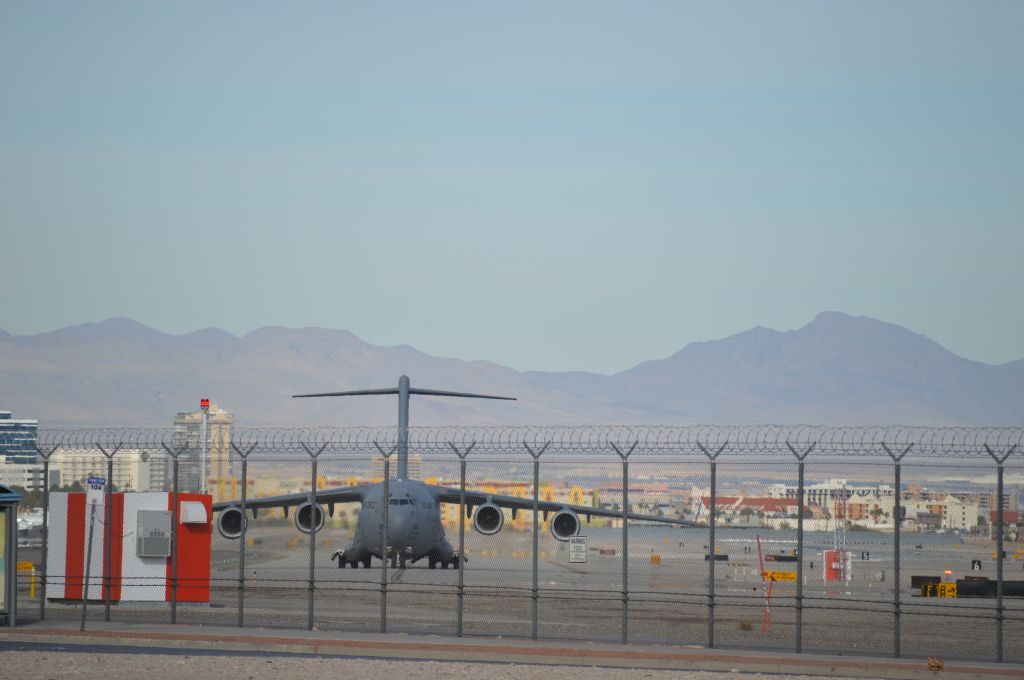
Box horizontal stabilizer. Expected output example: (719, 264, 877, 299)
(409, 388, 516, 400)
(293, 386, 515, 400)
(293, 388, 400, 398)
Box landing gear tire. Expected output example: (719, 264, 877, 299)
(399, 556, 407, 569)
(390, 556, 398, 569)
(363, 556, 371, 569)
(428, 560, 436, 569)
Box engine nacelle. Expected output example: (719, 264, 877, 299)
(472, 503, 504, 535)
(295, 502, 325, 534)
(550, 509, 580, 541)
(217, 506, 246, 540)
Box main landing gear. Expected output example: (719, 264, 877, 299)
(427, 555, 461, 569)
(331, 551, 373, 569)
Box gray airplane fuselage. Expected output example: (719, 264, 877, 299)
(341, 479, 456, 567)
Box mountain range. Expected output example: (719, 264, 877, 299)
(1, 312, 1022, 427)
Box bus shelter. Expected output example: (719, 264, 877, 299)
(0, 482, 21, 626)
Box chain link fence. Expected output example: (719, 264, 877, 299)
(10, 426, 1024, 662)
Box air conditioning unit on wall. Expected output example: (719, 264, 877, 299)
(136, 509, 172, 557)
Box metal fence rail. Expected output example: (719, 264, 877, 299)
(11, 425, 1024, 663)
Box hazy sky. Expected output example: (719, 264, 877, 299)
(2, 2, 1022, 373)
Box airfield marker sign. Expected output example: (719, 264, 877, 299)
(86, 477, 105, 507)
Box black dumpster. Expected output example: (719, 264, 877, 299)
(956, 578, 997, 597)
(911, 575, 942, 590)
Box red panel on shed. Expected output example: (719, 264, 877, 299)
(165, 493, 212, 602)
(64, 493, 86, 600)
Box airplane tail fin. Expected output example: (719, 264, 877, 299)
(292, 376, 516, 479)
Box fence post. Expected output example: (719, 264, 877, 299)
(697, 441, 727, 649)
(161, 444, 183, 624)
(986, 444, 1017, 663)
(449, 442, 476, 638)
(35, 445, 58, 622)
(524, 441, 550, 641)
(96, 443, 121, 622)
(882, 443, 912, 658)
(300, 442, 328, 631)
(231, 443, 256, 628)
(79, 501, 97, 631)
(373, 442, 396, 634)
(610, 441, 638, 644)
(787, 442, 815, 654)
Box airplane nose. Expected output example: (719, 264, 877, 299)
(388, 508, 412, 542)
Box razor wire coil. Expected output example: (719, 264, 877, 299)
(26, 425, 1024, 458)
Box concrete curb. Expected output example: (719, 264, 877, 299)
(3, 623, 1024, 680)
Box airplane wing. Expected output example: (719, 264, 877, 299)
(424, 485, 693, 527)
(211, 484, 370, 513)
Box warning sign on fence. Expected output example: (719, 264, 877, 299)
(569, 536, 587, 563)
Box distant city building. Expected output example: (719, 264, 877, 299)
(700, 496, 807, 519)
(172, 403, 233, 493)
(768, 479, 882, 507)
(374, 454, 422, 480)
(50, 448, 167, 492)
(0, 460, 44, 491)
(0, 410, 38, 464)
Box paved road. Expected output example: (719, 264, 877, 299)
(1, 645, 847, 680)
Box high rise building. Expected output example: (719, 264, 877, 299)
(172, 403, 233, 493)
(50, 449, 167, 492)
(0, 410, 38, 464)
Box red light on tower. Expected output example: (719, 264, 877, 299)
(200, 398, 210, 412)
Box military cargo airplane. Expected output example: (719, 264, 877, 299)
(212, 375, 692, 568)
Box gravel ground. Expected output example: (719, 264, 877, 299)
(0, 650, 864, 680)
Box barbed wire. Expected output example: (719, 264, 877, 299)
(26, 425, 1024, 458)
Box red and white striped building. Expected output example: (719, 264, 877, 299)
(47, 492, 212, 602)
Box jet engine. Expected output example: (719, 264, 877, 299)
(472, 503, 504, 535)
(217, 506, 246, 539)
(549, 509, 580, 541)
(295, 502, 325, 534)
